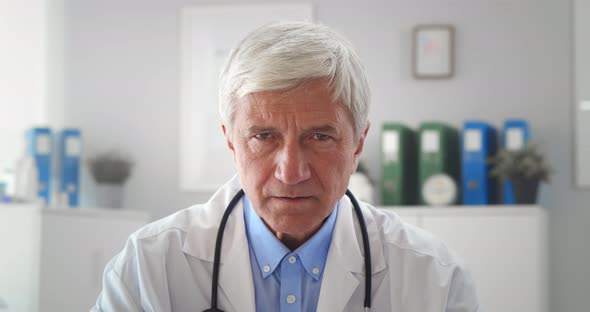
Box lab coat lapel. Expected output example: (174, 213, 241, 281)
(317, 196, 363, 311)
(182, 176, 256, 312)
(316, 195, 386, 312)
(182, 177, 386, 312)
(217, 199, 256, 312)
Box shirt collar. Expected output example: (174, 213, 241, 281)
(243, 195, 338, 281)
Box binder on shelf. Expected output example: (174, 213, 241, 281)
(502, 119, 530, 204)
(58, 129, 82, 207)
(381, 123, 417, 205)
(461, 121, 498, 205)
(27, 127, 52, 204)
(418, 122, 460, 205)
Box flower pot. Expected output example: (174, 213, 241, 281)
(510, 178, 539, 204)
(95, 183, 124, 208)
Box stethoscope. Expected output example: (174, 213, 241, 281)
(204, 189, 372, 312)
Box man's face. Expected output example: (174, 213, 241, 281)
(223, 80, 369, 241)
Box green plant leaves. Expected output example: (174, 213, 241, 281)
(487, 142, 552, 182)
(88, 151, 134, 184)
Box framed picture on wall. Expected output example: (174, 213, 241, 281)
(413, 24, 455, 79)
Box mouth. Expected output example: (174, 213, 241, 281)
(272, 196, 313, 203)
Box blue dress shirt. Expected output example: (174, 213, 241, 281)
(243, 196, 338, 312)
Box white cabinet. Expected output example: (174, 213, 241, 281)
(39, 208, 150, 312)
(382, 206, 548, 312)
(0, 204, 149, 312)
(0, 204, 41, 312)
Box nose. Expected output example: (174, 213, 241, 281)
(274, 140, 311, 185)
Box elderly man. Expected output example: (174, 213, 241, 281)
(92, 21, 479, 312)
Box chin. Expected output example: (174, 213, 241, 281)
(273, 214, 325, 234)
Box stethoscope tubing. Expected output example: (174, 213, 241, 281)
(346, 189, 372, 310)
(205, 189, 371, 312)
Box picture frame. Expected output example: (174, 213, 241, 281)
(413, 24, 455, 79)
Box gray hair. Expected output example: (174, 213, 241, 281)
(218, 21, 370, 137)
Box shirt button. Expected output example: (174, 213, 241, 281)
(263, 265, 271, 273)
(288, 256, 296, 264)
(312, 267, 320, 275)
(286, 295, 296, 304)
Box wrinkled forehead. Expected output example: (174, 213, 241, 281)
(243, 81, 337, 108)
(234, 83, 355, 125)
(232, 82, 355, 134)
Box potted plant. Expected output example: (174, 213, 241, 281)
(88, 151, 133, 208)
(488, 142, 552, 204)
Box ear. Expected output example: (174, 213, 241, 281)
(352, 122, 370, 173)
(222, 124, 236, 157)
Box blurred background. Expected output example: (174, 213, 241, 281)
(1, 0, 589, 311)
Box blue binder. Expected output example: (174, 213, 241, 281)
(58, 129, 82, 207)
(27, 127, 52, 204)
(502, 119, 530, 204)
(461, 121, 498, 205)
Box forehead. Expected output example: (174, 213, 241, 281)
(235, 81, 351, 123)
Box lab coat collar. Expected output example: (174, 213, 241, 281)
(182, 175, 256, 312)
(316, 193, 386, 311)
(182, 175, 386, 312)
(182, 175, 243, 262)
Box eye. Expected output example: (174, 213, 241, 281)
(312, 133, 331, 141)
(254, 132, 273, 140)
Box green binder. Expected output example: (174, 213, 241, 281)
(381, 123, 417, 205)
(418, 122, 460, 205)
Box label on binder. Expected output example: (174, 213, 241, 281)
(422, 130, 440, 153)
(382, 131, 399, 163)
(465, 130, 482, 152)
(37, 134, 51, 155)
(66, 137, 81, 156)
(422, 173, 457, 206)
(506, 128, 524, 150)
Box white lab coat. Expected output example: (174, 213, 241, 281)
(92, 176, 479, 312)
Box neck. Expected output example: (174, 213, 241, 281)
(275, 230, 318, 250)
(260, 218, 323, 250)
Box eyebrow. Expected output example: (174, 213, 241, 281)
(245, 125, 340, 136)
(307, 125, 339, 134)
(246, 126, 277, 134)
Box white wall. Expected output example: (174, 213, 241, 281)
(0, 0, 66, 198)
(47, 0, 67, 130)
(0, 0, 48, 172)
(574, 0, 590, 187)
(61, 0, 588, 311)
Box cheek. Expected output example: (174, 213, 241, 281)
(321, 144, 356, 169)
(314, 151, 354, 186)
(234, 141, 273, 183)
(234, 140, 259, 165)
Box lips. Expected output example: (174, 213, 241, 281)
(264, 188, 316, 202)
(272, 196, 313, 202)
